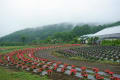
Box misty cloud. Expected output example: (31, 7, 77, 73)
(0, 0, 120, 37)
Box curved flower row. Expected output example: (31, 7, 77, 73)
(0, 44, 120, 80)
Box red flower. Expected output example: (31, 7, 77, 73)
(108, 71, 114, 75)
(96, 76, 104, 80)
(104, 69, 110, 73)
(38, 68, 43, 72)
(93, 68, 99, 73)
(95, 73, 100, 77)
(63, 64, 68, 68)
(47, 63, 52, 66)
(70, 69, 77, 75)
(71, 65, 76, 68)
(54, 64, 58, 68)
(81, 66, 86, 71)
(53, 66, 57, 71)
(82, 74, 88, 78)
(51, 61, 56, 63)
(112, 77, 120, 80)
(31, 65, 36, 69)
(40, 63, 45, 65)
(4, 56, 8, 61)
(34, 62, 38, 65)
(0, 59, 3, 64)
(47, 69, 53, 75)
(56, 61, 62, 65)
(61, 67, 65, 72)
(28, 60, 33, 63)
(21, 63, 25, 65)
(95, 73, 104, 80)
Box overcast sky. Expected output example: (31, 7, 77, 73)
(0, 0, 120, 37)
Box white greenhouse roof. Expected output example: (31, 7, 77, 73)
(93, 26, 120, 36)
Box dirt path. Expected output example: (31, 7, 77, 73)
(35, 47, 120, 74)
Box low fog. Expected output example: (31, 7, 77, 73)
(0, 0, 120, 37)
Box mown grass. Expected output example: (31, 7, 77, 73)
(51, 51, 64, 58)
(69, 56, 87, 61)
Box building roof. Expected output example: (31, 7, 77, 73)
(80, 26, 120, 39)
(93, 26, 120, 36)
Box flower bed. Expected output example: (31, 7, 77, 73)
(56, 46, 120, 63)
(0, 44, 120, 80)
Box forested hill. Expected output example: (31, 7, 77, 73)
(0, 23, 74, 43)
(0, 21, 120, 43)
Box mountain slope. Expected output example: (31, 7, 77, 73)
(0, 23, 74, 43)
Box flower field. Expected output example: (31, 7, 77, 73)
(0, 44, 120, 80)
(56, 46, 120, 63)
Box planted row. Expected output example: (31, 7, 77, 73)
(56, 46, 120, 63)
(0, 45, 120, 80)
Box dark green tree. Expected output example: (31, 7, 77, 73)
(21, 36, 26, 43)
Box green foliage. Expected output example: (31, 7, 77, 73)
(69, 56, 87, 61)
(21, 36, 26, 43)
(101, 39, 120, 46)
(0, 67, 11, 80)
(88, 37, 99, 45)
(0, 42, 24, 46)
(11, 71, 49, 80)
(72, 25, 92, 36)
(45, 36, 52, 44)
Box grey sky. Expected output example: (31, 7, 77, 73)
(0, 0, 120, 37)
